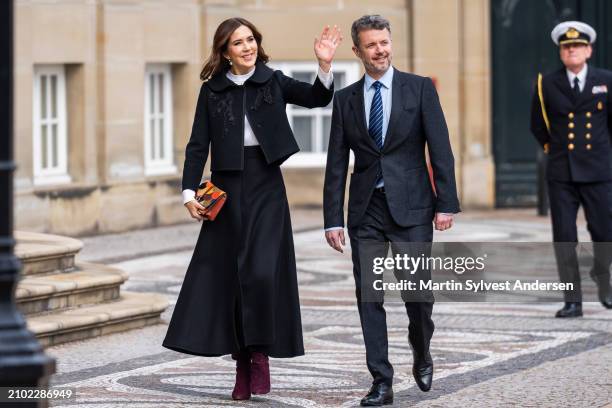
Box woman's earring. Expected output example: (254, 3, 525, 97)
(227, 58, 233, 66)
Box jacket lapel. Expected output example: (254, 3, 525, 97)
(553, 68, 575, 104)
(349, 77, 379, 151)
(382, 69, 403, 151)
(576, 66, 599, 107)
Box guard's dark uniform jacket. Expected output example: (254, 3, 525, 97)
(530, 65, 612, 304)
(531, 66, 612, 182)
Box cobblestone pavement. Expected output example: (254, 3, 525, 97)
(45, 209, 612, 407)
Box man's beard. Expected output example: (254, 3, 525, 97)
(365, 55, 391, 74)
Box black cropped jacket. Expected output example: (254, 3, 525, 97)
(182, 61, 334, 191)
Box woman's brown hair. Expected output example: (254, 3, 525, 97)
(200, 17, 270, 81)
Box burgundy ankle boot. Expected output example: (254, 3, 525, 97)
(250, 352, 271, 394)
(231, 352, 251, 400)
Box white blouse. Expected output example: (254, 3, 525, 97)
(226, 68, 260, 147)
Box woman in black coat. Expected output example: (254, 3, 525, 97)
(162, 17, 341, 400)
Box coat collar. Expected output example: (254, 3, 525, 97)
(206, 60, 274, 92)
(553, 67, 575, 103)
(576, 65, 600, 106)
(553, 65, 602, 106)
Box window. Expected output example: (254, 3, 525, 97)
(33, 65, 70, 185)
(270, 62, 360, 167)
(144, 64, 176, 176)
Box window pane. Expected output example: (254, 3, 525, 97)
(159, 117, 165, 159)
(41, 75, 47, 120)
(293, 116, 313, 152)
(293, 71, 313, 83)
(326, 72, 346, 108)
(51, 123, 58, 167)
(51, 75, 57, 118)
(150, 118, 156, 159)
(322, 115, 331, 152)
(335, 72, 346, 89)
(149, 74, 155, 114)
(41, 124, 48, 169)
(158, 73, 164, 114)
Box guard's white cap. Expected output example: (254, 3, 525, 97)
(551, 21, 596, 45)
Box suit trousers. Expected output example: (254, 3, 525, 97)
(547, 180, 612, 302)
(348, 189, 435, 386)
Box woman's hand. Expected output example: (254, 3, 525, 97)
(314, 25, 343, 73)
(185, 200, 207, 222)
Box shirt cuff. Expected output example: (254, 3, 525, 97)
(182, 189, 196, 205)
(317, 66, 334, 90)
(324, 226, 344, 232)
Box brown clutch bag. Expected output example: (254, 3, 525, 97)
(195, 180, 227, 221)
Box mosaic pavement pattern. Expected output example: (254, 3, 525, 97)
(47, 223, 612, 407)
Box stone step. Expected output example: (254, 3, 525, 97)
(27, 291, 168, 348)
(16, 262, 128, 315)
(15, 231, 83, 276)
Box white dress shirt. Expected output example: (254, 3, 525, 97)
(567, 64, 588, 92)
(182, 65, 334, 204)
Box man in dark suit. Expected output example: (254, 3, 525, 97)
(323, 15, 460, 406)
(531, 21, 612, 318)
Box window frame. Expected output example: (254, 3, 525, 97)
(144, 63, 176, 176)
(32, 64, 71, 186)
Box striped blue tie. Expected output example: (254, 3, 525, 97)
(369, 81, 384, 185)
(369, 81, 384, 150)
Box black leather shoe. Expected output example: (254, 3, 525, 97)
(413, 356, 433, 392)
(360, 383, 393, 406)
(589, 269, 612, 308)
(600, 294, 612, 309)
(595, 282, 612, 309)
(555, 302, 583, 318)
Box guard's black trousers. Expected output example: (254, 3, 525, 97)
(548, 180, 612, 302)
(348, 189, 435, 386)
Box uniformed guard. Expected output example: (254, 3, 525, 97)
(531, 21, 612, 317)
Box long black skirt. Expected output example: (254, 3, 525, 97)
(162, 146, 304, 358)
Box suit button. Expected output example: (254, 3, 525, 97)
(257, 123, 262, 128)
(586, 112, 592, 118)
(568, 143, 575, 150)
(568, 122, 575, 129)
(586, 123, 592, 129)
(586, 133, 592, 139)
(586, 144, 592, 150)
(568, 112, 575, 119)
(568, 132, 575, 140)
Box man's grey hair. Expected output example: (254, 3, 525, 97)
(351, 15, 391, 46)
